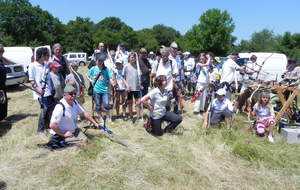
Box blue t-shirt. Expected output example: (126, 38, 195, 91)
(87, 66, 112, 93)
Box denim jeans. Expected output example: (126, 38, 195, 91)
(38, 95, 55, 132)
(93, 92, 109, 112)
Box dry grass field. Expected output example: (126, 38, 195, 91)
(0, 66, 300, 190)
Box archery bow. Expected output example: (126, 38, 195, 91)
(255, 53, 274, 80)
(135, 52, 144, 121)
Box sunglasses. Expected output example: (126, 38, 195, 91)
(68, 92, 76, 96)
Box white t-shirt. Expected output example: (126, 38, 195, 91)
(148, 88, 169, 119)
(220, 59, 239, 83)
(184, 57, 195, 76)
(169, 55, 183, 81)
(28, 61, 53, 100)
(197, 66, 209, 84)
(253, 103, 274, 118)
(209, 98, 233, 114)
(244, 61, 259, 80)
(151, 59, 178, 91)
(50, 98, 85, 133)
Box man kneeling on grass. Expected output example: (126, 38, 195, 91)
(202, 88, 234, 129)
(49, 85, 99, 146)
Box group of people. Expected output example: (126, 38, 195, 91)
(2, 41, 299, 145)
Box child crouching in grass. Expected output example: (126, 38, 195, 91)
(249, 91, 275, 143)
(202, 88, 234, 129)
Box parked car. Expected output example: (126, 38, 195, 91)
(5, 64, 27, 86)
(3, 47, 31, 86)
(63, 52, 87, 66)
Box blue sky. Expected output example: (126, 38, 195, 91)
(29, 0, 300, 43)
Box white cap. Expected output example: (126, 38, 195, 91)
(149, 51, 154, 55)
(170, 41, 178, 49)
(216, 88, 226, 96)
(115, 59, 123, 64)
(183, 51, 190, 56)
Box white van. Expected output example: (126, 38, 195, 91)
(63, 52, 87, 66)
(3, 47, 33, 86)
(238, 52, 287, 81)
(3, 47, 33, 73)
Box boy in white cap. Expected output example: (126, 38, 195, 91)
(202, 88, 234, 129)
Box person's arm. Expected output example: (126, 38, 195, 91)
(121, 66, 131, 91)
(1, 57, 13, 65)
(227, 99, 234, 112)
(138, 94, 152, 112)
(86, 67, 94, 83)
(198, 62, 209, 67)
(82, 112, 99, 126)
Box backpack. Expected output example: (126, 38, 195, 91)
(57, 100, 78, 117)
(87, 68, 104, 96)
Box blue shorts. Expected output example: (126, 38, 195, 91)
(93, 92, 109, 112)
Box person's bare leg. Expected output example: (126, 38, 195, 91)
(128, 100, 133, 118)
(135, 98, 141, 118)
(115, 92, 120, 116)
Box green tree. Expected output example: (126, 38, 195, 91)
(93, 17, 138, 51)
(181, 25, 202, 55)
(0, 0, 64, 46)
(151, 24, 181, 47)
(136, 29, 158, 52)
(63, 17, 94, 55)
(248, 29, 277, 52)
(182, 9, 235, 55)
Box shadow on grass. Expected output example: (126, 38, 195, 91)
(5, 84, 28, 93)
(0, 113, 38, 137)
(0, 179, 6, 190)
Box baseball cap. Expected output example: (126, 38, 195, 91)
(216, 88, 226, 96)
(183, 52, 190, 56)
(231, 52, 239, 58)
(170, 41, 178, 49)
(64, 85, 76, 93)
(140, 48, 147, 53)
(95, 53, 107, 61)
(49, 63, 61, 69)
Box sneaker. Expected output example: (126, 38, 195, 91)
(98, 117, 104, 125)
(268, 135, 274, 143)
(106, 117, 114, 124)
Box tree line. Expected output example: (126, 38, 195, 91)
(1, 0, 299, 60)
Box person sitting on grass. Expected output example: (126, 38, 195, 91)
(202, 88, 234, 129)
(138, 75, 182, 136)
(248, 91, 275, 143)
(49, 85, 99, 147)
